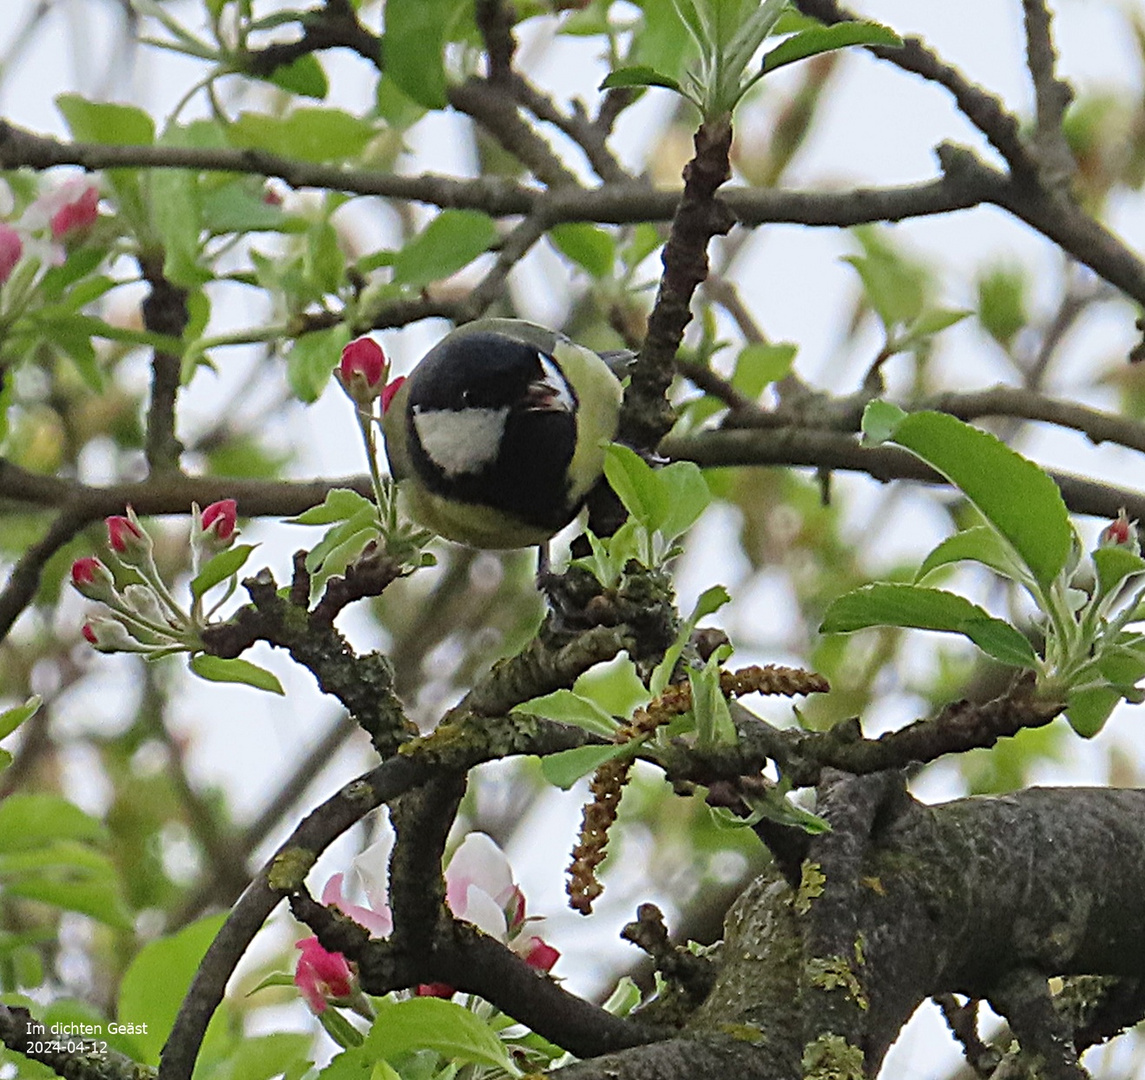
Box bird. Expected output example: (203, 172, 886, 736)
(381, 319, 625, 552)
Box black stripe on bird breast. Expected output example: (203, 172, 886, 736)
(410, 407, 577, 530)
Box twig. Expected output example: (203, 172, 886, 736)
(140, 255, 188, 474)
(448, 76, 581, 190)
(662, 426, 1145, 522)
(793, 0, 1038, 182)
(1021, 0, 1076, 188)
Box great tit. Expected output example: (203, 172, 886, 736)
(381, 319, 624, 550)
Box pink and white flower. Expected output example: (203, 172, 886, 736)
(295, 830, 559, 1012)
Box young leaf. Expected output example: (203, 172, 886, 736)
(1065, 685, 1121, 738)
(821, 583, 1039, 668)
(383, 0, 453, 109)
(1093, 546, 1145, 598)
(56, 94, 155, 145)
(860, 399, 907, 446)
(540, 743, 635, 790)
(0, 695, 41, 741)
(604, 444, 669, 532)
(761, 20, 902, 74)
(118, 914, 228, 1065)
(881, 409, 1073, 588)
(733, 342, 797, 397)
(228, 108, 377, 163)
(513, 689, 618, 736)
(550, 223, 617, 279)
(657, 461, 711, 542)
(365, 996, 522, 1075)
(390, 210, 498, 289)
(288, 488, 374, 526)
(915, 526, 1022, 584)
(689, 655, 737, 750)
(599, 66, 685, 94)
(286, 325, 352, 404)
(190, 544, 256, 600)
(189, 655, 285, 695)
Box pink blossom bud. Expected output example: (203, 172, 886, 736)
(0, 224, 22, 285)
(338, 337, 388, 403)
(381, 376, 406, 414)
(106, 510, 152, 564)
(521, 937, 560, 973)
(415, 983, 456, 999)
(200, 499, 238, 548)
(1099, 509, 1139, 552)
(70, 557, 116, 602)
(294, 937, 355, 1015)
(50, 184, 99, 241)
(81, 614, 136, 653)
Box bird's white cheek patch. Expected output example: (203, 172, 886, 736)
(413, 406, 508, 477)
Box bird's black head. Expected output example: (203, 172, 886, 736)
(403, 331, 581, 532)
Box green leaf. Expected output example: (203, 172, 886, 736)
(56, 94, 155, 144)
(303, 507, 378, 574)
(151, 169, 207, 288)
(0, 695, 41, 741)
(689, 655, 737, 749)
(732, 342, 797, 397)
(201, 183, 291, 235)
(904, 307, 972, 342)
(189, 655, 285, 695)
(540, 743, 635, 790)
(1065, 685, 1121, 738)
(657, 461, 710, 541)
(1093, 547, 1145, 597)
(118, 914, 228, 1065)
(860, 399, 907, 446)
(288, 488, 374, 526)
(287, 324, 352, 404)
(2, 842, 132, 929)
(761, 20, 902, 73)
(204, 1033, 314, 1080)
(599, 65, 685, 94)
(266, 54, 330, 99)
(390, 210, 498, 289)
(549, 223, 617, 278)
(977, 265, 1028, 348)
(0, 794, 105, 854)
(228, 108, 377, 163)
(365, 997, 521, 1075)
(604, 444, 668, 532)
(514, 689, 618, 736)
(915, 526, 1022, 584)
(821, 583, 1039, 668)
(190, 544, 257, 600)
(843, 231, 928, 331)
(880, 409, 1073, 588)
(383, 0, 469, 109)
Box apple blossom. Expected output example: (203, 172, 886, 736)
(1099, 509, 1139, 553)
(106, 510, 152, 564)
(70, 557, 116, 602)
(81, 615, 142, 653)
(294, 937, 355, 1014)
(199, 498, 238, 550)
(337, 337, 388, 403)
(49, 183, 99, 241)
(0, 223, 22, 284)
(312, 831, 558, 1001)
